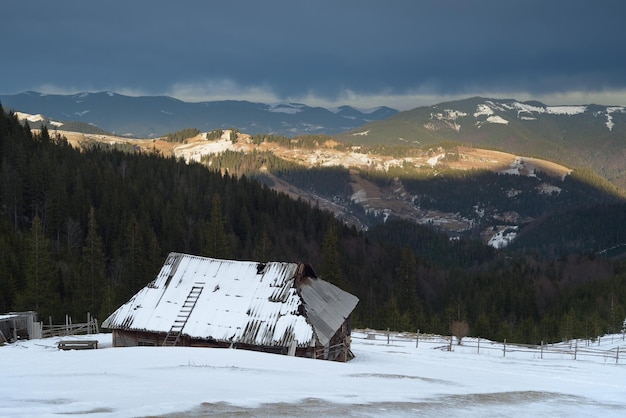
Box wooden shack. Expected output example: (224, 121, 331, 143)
(102, 253, 359, 361)
(0, 311, 42, 344)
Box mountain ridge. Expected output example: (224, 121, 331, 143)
(0, 91, 398, 138)
(336, 96, 626, 191)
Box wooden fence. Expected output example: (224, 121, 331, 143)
(42, 313, 99, 338)
(354, 329, 626, 365)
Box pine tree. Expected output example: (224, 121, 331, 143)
(253, 227, 273, 261)
(320, 222, 344, 288)
(202, 194, 231, 258)
(14, 214, 60, 320)
(78, 207, 106, 316)
(0, 229, 19, 312)
(395, 247, 418, 313)
(122, 215, 143, 293)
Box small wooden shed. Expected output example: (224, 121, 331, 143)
(0, 311, 42, 344)
(102, 253, 359, 361)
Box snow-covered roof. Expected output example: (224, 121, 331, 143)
(102, 253, 358, 348)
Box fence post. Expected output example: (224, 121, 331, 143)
(477, 337, 480, 355)
(574, 339, 577, 360)
(387, 328, 390, 345)
(503, 339, 506, 357)
(540, 341, 543, 359)
(416, 329, 419, 348)
(617, 346, 620, 365)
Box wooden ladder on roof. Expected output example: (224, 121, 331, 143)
(162, 283, 204, 347)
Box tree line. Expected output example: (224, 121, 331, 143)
(163, 128, 201, 143)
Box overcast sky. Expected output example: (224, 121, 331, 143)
(3, 0, 626, 110)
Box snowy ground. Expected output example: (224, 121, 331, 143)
(1, 330, 625, 417)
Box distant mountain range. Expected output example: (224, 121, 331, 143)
(0, 91, 398, 138)
(2, 91, 624, 192)
(337, 97, 626, 191)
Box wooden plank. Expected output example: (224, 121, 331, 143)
(58, 340, 99, 350)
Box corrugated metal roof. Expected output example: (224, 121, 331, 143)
(299, 277, 359, 346)
(102, 253, 358, 348)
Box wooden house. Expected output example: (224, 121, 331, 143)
(102, 253, 359, 361)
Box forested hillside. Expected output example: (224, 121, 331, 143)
(338, 97, 626, 191)
(1, 105, 625, 344)
(199, 134, 626, 255)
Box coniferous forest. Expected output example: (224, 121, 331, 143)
(1, 105, 626, 344)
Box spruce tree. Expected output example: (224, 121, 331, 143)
(320, 223, 344, 288)
(202, 194, 231, 258)
(14, 214, 60, 320)
(78, 207, 106, 317)
(253, 227, 273, 261)
(122, 215, 143, 293)
(395, 247, 418, 312)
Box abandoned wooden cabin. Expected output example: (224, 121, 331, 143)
(102, 252, 359, 361)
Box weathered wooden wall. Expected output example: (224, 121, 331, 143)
(111, 315, 355, 362)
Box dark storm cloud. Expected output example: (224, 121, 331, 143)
(3, 0, 626, 108)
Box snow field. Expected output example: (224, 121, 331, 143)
(1, 331, 625, 417)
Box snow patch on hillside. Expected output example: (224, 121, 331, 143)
(472, 103, 509, 126)
(431, 109, 467, 120)
(605, 107, 625, 131)
(15, 111, 46, 123)
(174, 130, 236, 163)
(488, 226, 518, 248)
(546, 106, 587, 115)
(351, 189, 367, 203)
(486, 115, 508, 124)
(427, 153, 445, 166)
(500, 157, 536, 177)
(268, 103, 304, 114)
(426, 109, 466, 132)
(510, 102, 545, 114)
(474, 103, 494, 117)
(15, 111, 63, 127)
(469, 101, 624, 130)
(470, 100, 626, 130)
(537, 183, 562, 195)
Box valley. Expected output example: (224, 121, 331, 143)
(56, 128, 574, 247)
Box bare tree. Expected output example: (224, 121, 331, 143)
(451, 320, 470, 345)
